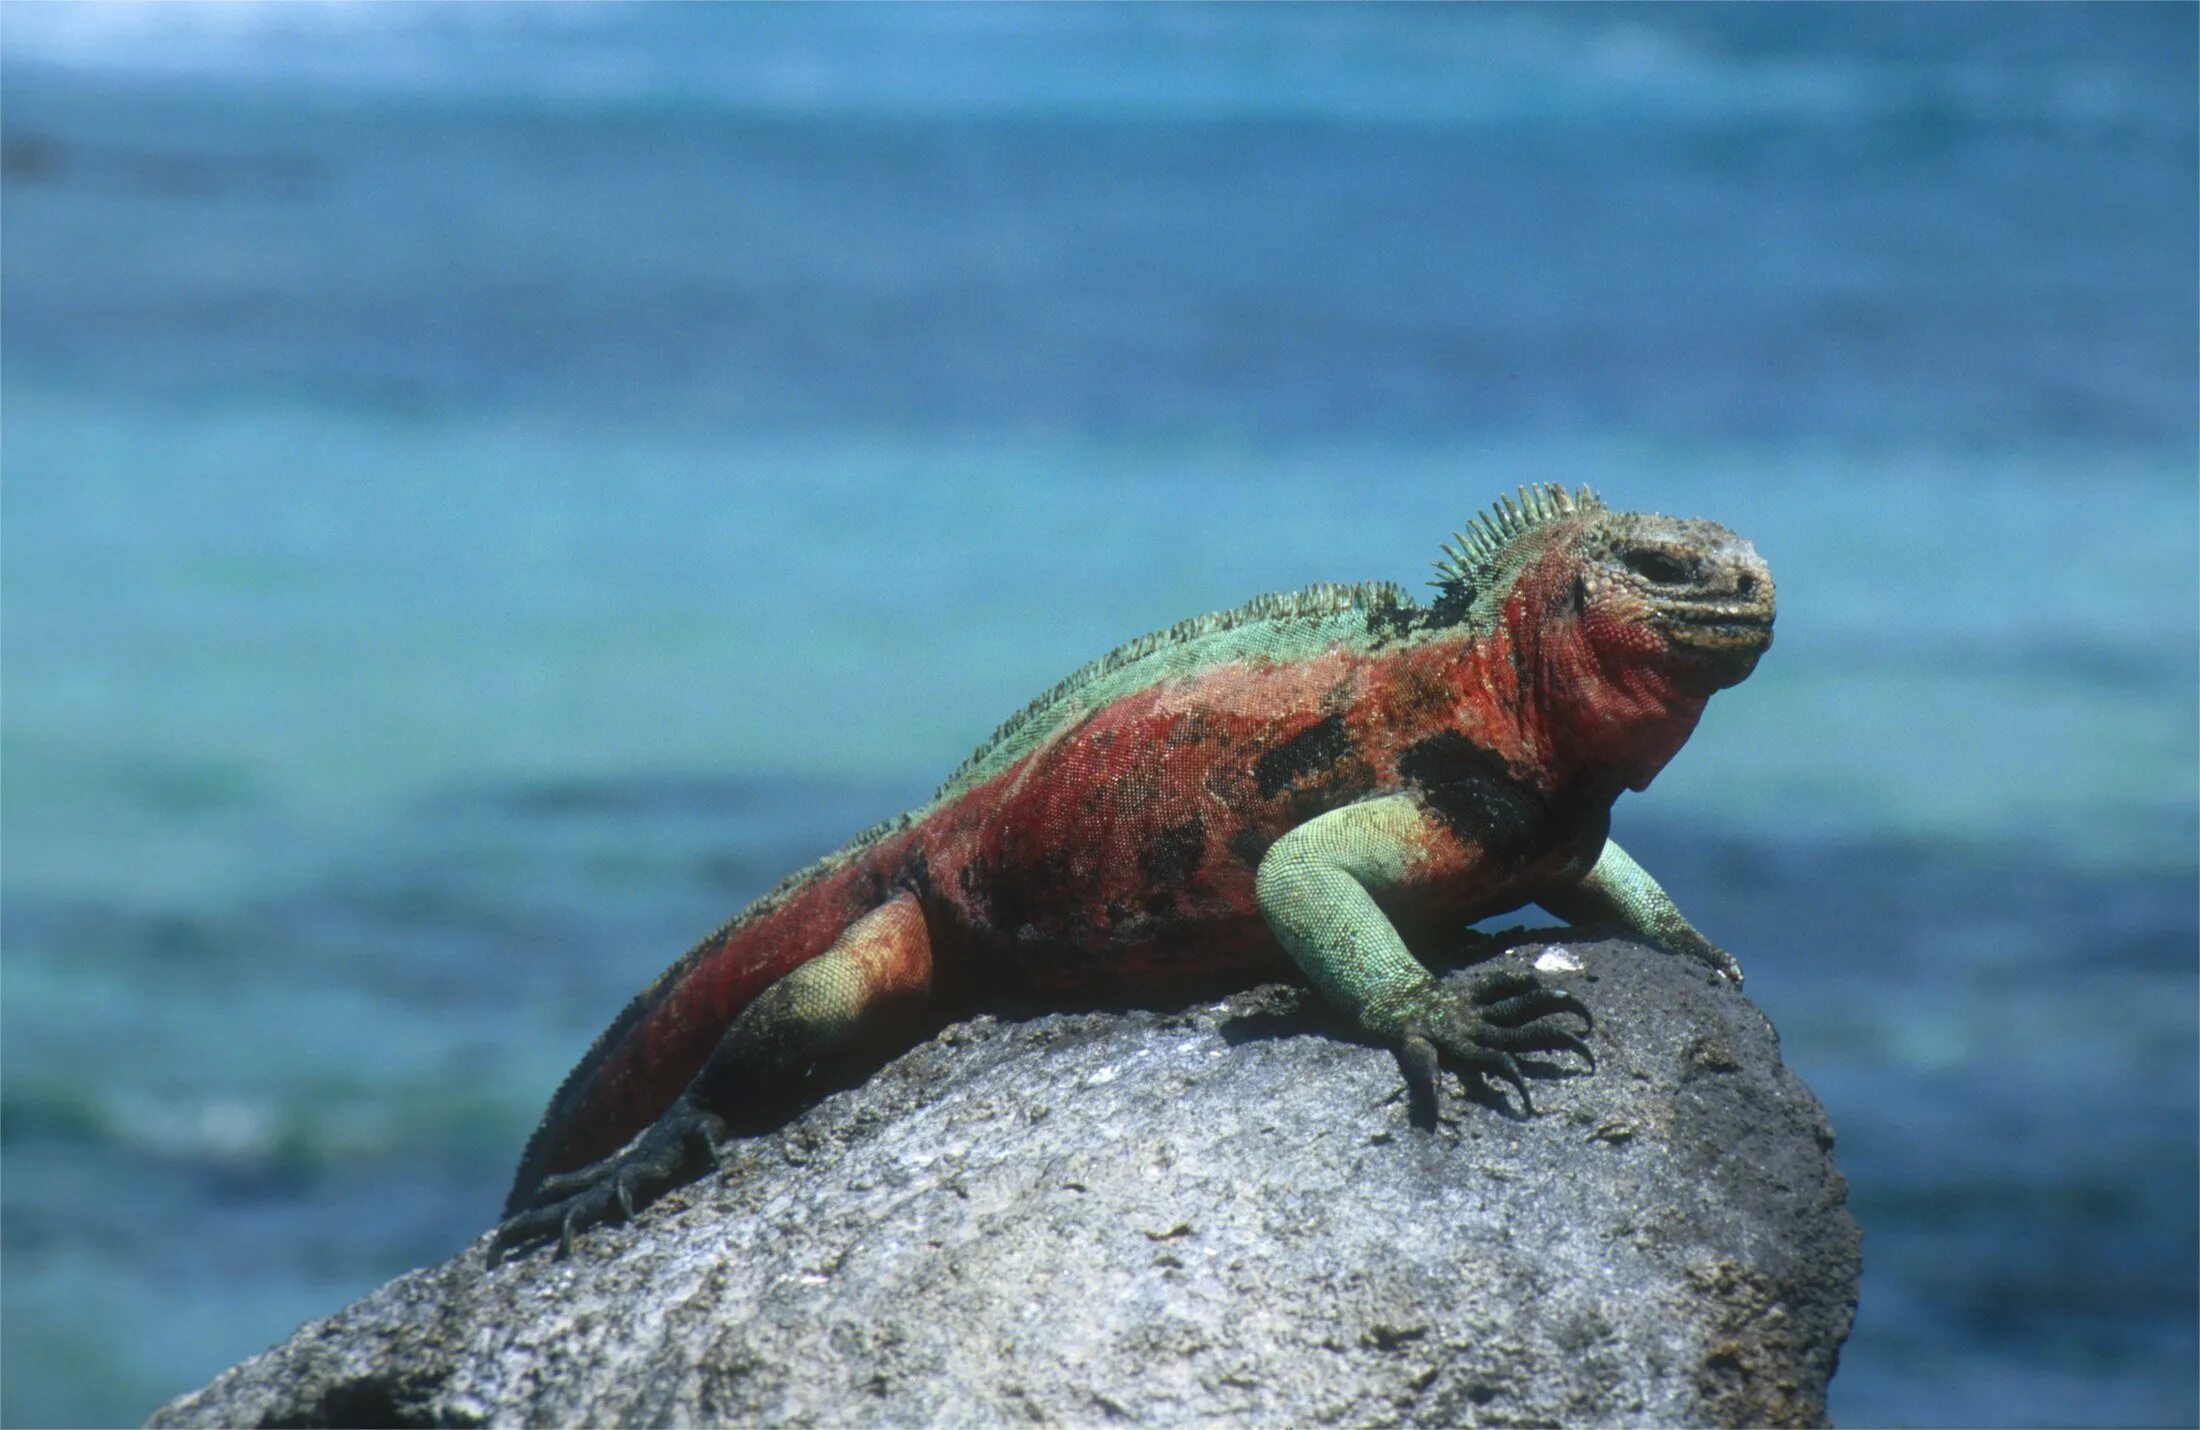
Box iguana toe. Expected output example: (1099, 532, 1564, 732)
(1463, 968, 1543, 1004)
(1475, 1018, 1595, 1070)
(1436, 1036, 1531, 1111)
(490, 1101, 727, 1264)
(1384, 971, 1596, 1118)
(1396, 1026, 1531, 1117)
(1474, 984, 1593, 1033)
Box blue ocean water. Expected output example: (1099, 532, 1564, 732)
(3, 5, 2194, 1425)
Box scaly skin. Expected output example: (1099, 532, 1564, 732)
(492, 485, 1776, 1261)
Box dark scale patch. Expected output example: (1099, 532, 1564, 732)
(1397, 731, 1547, 856)
(1365, 600, 1449, 644)
(1426, 589, 1477, 626)
(1229, 826, 1272, 869)
(1164, 711, 1218, 748)
(981, 844, 1078, 949)
(1253, 713, 1352, 798)
(1139, 814, 1206, 889)
(898, 847, 934, 902)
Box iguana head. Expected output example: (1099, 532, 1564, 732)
(1433, 485, 1775, 787)
(1564, 505, 1776, 692)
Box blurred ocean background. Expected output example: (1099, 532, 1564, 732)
(3, 4, 2194, 1424)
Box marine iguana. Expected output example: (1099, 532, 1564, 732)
(492, 484, 1775, 1261)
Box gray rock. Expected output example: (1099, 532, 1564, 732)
(151, 937, 1858, 1428)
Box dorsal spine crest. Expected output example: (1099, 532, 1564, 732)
(1431, 483, 1603, 614)
(940, 578, 1408, 797)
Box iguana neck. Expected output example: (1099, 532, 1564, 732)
(1481, 551, 1709, 800)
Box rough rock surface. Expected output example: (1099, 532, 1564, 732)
(151, 936, 1858, 1428)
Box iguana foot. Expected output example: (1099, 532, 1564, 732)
(1386, 968, 1592, 1119)
(1683, 936, 1746, 986)
(488, 1098, 727, 1265)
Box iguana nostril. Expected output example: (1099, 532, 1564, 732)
(1735, 573, 1756, 597)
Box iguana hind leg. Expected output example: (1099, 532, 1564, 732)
(490, 891, 934, 1263)
(1255, 795, 1591, 1118)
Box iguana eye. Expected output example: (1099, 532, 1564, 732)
(1622, 548, 1693, 585)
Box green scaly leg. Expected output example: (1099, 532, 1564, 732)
(1255, 795, 1592, 1118)
(1537, 837, 1744, 984)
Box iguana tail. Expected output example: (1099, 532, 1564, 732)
(503, 845, 913, 1216)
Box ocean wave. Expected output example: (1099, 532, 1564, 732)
(2, 1078, 522, 1173)
(5, 5, 2188, 137)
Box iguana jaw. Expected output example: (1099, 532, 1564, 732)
(1646, 547, 1775, 687)
(1657, 602, 1773, 653)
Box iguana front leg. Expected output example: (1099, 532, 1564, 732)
(1537, 837, 1744, 984)
(1255, 794, 1591, 1115)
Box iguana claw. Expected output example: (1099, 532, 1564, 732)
(1475, 987, 1594, 1034)
(489, 1100, 728, 1265)
(1389, 969, 1594, 1120)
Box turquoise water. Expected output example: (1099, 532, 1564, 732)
(3, 6, 2194, 1424)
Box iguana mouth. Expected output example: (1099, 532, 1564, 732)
(1658, 605, 1775, 653)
